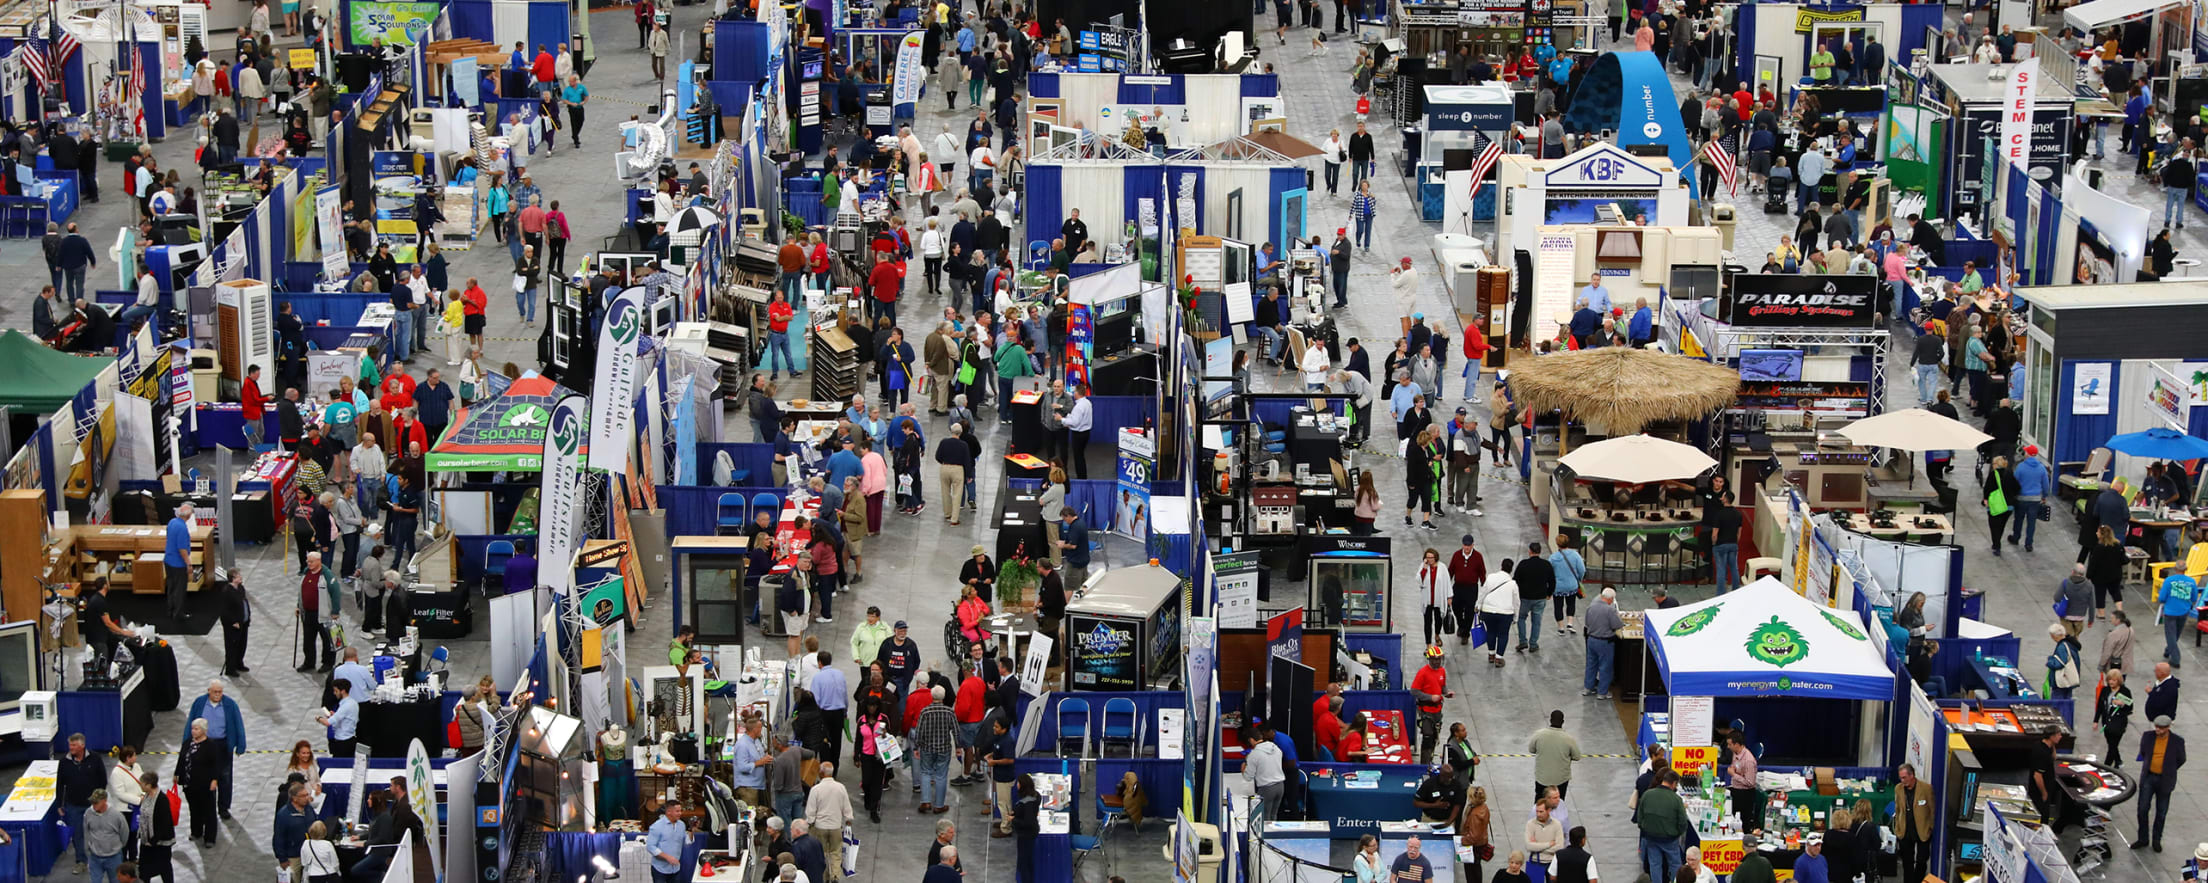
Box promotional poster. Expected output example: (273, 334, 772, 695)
(1114, 428, 1153, 541)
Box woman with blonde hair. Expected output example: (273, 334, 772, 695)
(300, 820, 343, 883)
(1458, 785, 1494, 883)
(442, 289, 467, 365)
(1038, 467, 1069, 564)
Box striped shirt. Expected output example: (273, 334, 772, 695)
(913, 704, 959, 756)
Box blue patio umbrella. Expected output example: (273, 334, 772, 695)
(2102, 427, 2208, 461)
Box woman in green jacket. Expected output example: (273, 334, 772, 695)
(993, 331, 1035, 426)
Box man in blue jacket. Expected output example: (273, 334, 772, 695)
(2010, 445, 2051, 552)
(1627, 297, 1655, 348)
(55, 222, 97, 303)
(184, 680, 246, 819)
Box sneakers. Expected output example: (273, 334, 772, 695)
(816, 616, 835, 623)
(1469, 508, 1484, 517)
(1421, 521, 1439, 531)
(1594, 693, 1611, 700)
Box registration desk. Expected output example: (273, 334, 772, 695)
(1302, 763, 1426, 832)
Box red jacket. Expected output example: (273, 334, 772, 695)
(808, 243, 832, 275)
(903, 689, 932, 732)
(954, 676, 987, 722)
(241, 376, 267, 420)
(768, 300, 794, 334)
(380, 373, 418, 409)
(1447, 548, 1486, 587)
(869, 260, 904, 304)
(532, 51, 555, 83)
(1462, 326, 1491, 362)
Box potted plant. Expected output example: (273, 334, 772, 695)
(996, 556, 1041, 612)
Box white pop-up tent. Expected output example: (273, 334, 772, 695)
(1646, 576, 1895, 700)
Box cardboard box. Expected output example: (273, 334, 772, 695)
(1813, 767, 1839, 795)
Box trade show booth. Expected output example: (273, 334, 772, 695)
(1493, 142, 1695, 260)
(2008, 283, 2208, 481)
(1923, 63, 2075, 220)
(1732, 2, 1945, 95)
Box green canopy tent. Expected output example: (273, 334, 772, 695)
(426, 374, 582, 472)
(0, 330, 110, 413)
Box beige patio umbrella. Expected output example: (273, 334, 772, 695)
(1835, 408, 1993, 451)
(1558, 434, 1720, 484)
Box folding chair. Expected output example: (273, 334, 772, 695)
(716, 493, 749, 534)
(1055, 697, 1091, 758)
(1100, 697, 1138, 757)
(482, 541, 515, 590)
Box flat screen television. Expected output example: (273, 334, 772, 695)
(1738, 349, 1804, 382)
(1094, 311, 1136, 355)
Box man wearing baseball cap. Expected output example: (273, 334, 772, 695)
(2010, 445, 2050, 552)
(1912, 319, 1946, 405)
(2133, 714, 2186, 851)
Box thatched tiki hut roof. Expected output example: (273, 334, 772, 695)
(1504, 348, 1741, 437)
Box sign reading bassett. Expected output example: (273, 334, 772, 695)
(1723, 275, 1880, 327)
(1544, 142, 1667, 189)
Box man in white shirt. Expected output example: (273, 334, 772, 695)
(1242, 722, 1287, 822)
(1063, 385, 1094, 479)
(406, 269, 434, 355)
(351, 433, 387, 512)
(121, 268, 162, 330)
(805, 763, 854, 881)
(968, 144, 995, 196)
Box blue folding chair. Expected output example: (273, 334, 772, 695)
(751, 493, 782, 517)
(1055, 697, 1091, 758)
(483, 541, 515, 590)
(1100, 697, 1138, 757)
(716, 493, 749, 533)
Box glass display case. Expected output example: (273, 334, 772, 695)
(672, 537, 752, 646)
(1305, 542, 1394, 633)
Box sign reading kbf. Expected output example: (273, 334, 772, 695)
(1579, 156, 1630, 181)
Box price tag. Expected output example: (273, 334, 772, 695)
(1700, 838, 1746, 874)
(1671, 744, 1720, 775)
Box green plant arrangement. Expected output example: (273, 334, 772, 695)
(997, 557, 1041, 610)
(781, 211, 807, 237)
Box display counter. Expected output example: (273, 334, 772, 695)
(1302, 763, 1425, 832)
(1842, 509, 1955, 545)
(1546, 476, 1703, 585)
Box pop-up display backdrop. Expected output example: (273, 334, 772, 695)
(1025, 72, 1281, 150)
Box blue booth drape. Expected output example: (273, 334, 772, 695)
(659, 485, 791, 540)
(1024, 165, 1064, 254)
(695, 442, 778, 487)
(1341, 634, 1404, 689)
(1024, 691, 1186, 747)
(1085, 395, 1154, 439)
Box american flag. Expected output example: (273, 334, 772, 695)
(126, 41, 146, 136)
(1466, 137, 1505, 201)
(1703, 137, 1737, 197)
(20, 16, 80, 98)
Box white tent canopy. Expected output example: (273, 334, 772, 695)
(1645, 577, 1896, 700)
(2064, 0, 2185, 31)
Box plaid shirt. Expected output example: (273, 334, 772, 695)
(913, 704, 959, 757)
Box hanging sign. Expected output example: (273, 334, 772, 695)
(2000, 60, 2037, 168)
(1114, 428, 1153, 540)
(1723, 275, 1879, 327)
(588, 287, 644, 470)
(2144, 362, 2191, 429)
(540, 394, 587, 596)
(2071, 362, 2113, 415)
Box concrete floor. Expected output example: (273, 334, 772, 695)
(0, 2, 2203, 882)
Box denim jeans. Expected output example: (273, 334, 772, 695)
(1463, 361, 1482, 398)
(1641, 835, 1683, 883)
(89, 852, 120, 883)
(1584, 636, 1616, 693)
(1354, 215, 1373, 248)
(775, 793, 806, 827)
(520, 287, 539, 323)
(917, 751, 951, 807)
(1352, 160, 1371, 188)
(1713, 542, 1740, 591)
(64, 265, 87, 302)
(2167, 186, 2189, 228)
(64, 803, 87, 862)
(765, 330, 796, 376)
(997, 377, 1016, 423)
(1323, 162, 1341, 194)
(2166, 615, 2185, 667)
(1256, 326, 1285, 360)
(1914, 363, 1942, 404)
(390, 309, 414, 359)
(2010, 499, 2043, 547)
(1516, 603, 1545, 649)
(2094, 121, 2106, 158)
(780, 270, 807, 301)
(1891, 278, 1910, 312)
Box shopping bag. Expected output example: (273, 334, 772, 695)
(878, 735, 904, 765)
(1986, 486, 2010, 517)
(511, 275, 528, 294)
(897, 474, 914, 496)
(1467, 618, 1487, 648)
(841, 829, 861, 877)
(2053, 596, 2070, 618)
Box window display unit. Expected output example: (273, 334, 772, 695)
(1302, 535, 1393, 633)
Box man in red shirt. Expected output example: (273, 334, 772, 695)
(1311, 681, 1342, 727)
(1446, 535, 1486, 645)
(1409, 647, 1453, 765)
(379, 371, 418, 412)
(1313, 694, 1346, 761)
(868, 256, 905, 330)
(953, 661, 988, 784)
(461, 278, 488, 348)
(531, 45, 556, 93)
(240, 364, 270, 450)
(765, 290, 797, 380)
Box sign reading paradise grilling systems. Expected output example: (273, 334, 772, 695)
(1721, 275, 1880, 328)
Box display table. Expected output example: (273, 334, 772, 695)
(1843, 510, 1954, 544)
(0, 761, 62, 877)
(407, 585, 473, 638)
(355, 692, 445, 757)
(1303, 764, 1424, 831)
(316, 758, 452, 823)
(1033, 814, 1072, 880)
(1358, 710, 1413, 764)
(1549, 502, 1703, 585)
(1963, 655, 2038, 700)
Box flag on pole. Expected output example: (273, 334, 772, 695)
(1703, 137, 1737, 198)
(1466, 137, 1505, 201)
(21, 15, 80, 99)
(126, 40, 147, 137)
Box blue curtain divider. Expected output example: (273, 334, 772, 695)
(56, 691, 122, 753)
(1268, 166, 1305, 248)
(1064, 479, 1119, 530)
(277, 292, 389, 326)
(304, 325, 378, 352)
(452, 534, 537, 584)
(695, 442, 778, 487)
(1023, 164, 1064, 260)
(526, 0, 571, 59)
(1027, 72, 1060, 99)
(1085, 394, 1154, 439)
(1341, 634, 1404, 689)
(1117, 75, 1184, 106)
(2054, 360, 2122, 471)
(1239, 74, 1281, 98)
(1097, 756, 1184, 821)
(1251, 397, 1344, 428)
(659, 485, 791, 540)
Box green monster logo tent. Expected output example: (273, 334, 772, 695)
(1665, 605, 1721, 637)
(1818, 608, 1868, 641)
(1745, 617, 1809, 667)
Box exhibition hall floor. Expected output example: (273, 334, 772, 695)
(0, 3, 2200, 881)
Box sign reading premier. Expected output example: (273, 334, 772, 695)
(1724, 275, 1880, 327)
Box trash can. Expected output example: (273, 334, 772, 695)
(1160, 821, 1225, 883)
(1709, 203, 1737, 253)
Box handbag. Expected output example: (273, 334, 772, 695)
(2053, 646, 2081, 689)
(1467, 618, 1487, 647)
(1441, 610, 1457, 634)
(1986, 485, 2010, 517)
